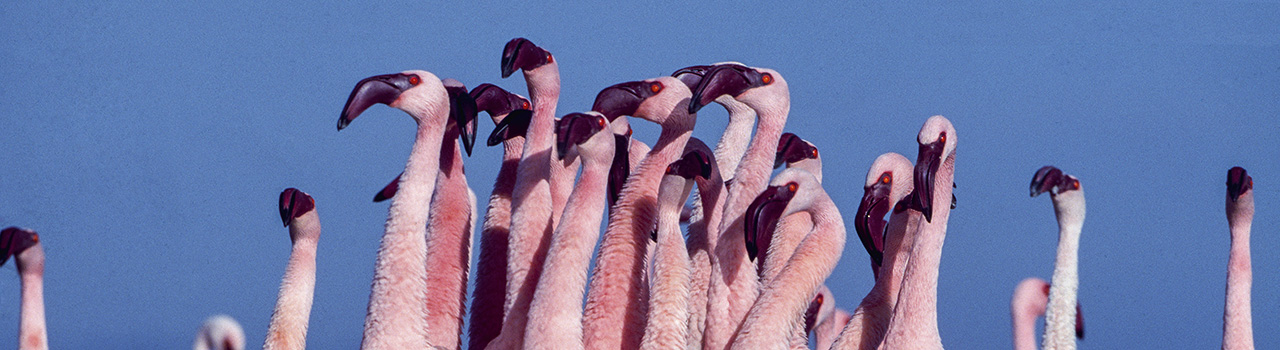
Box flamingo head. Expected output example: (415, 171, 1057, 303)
(1, 227, 39, 267)
(1030, 166, 1081, 198)
(666, 144, 714, 181)
(278, 188, 315, 227)
(1227, 166, 1252, 202)
(470, 83, 531, 126)
(910, 115, 957, 223)
(339, 70, 447, 130)
(593, 77, 691, 125)
(441, 79, 479, 155)
(803, 285, 834, 334)
(487, 109, 534, 146)
(774, 132, 820, 169)
(501, 38, 553, 78)
(688, 64, 786, 114)
(743, 168, 821, 269)
(855, 153, 915, 272)
(555, 112, 613, 164)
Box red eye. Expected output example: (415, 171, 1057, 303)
(816, 294, 824, 304)
(596, 117, 607, 128)
(650, 82, 663, 94)
(939, 132, 946, 143)
(810, 149, 818, 158)
(626, 126, 633, 137)
(521, 101, 530, 109)
(786, 182, 798, 192)
(546, 52, 554, 63)
(408, 75, 421, 86)
(881, 173, 891, 184)
(1072, 181, 1080, 190)
(761, 73, 773, 85)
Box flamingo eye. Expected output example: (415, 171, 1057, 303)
(761, 73, 773, 85)
(810, 149, 818, 158)
(786, 182, 798, 192)
(31, 234, 38, 243)
(1072, 181, 1080, 190)
(939, 132, 946, 143)
(626, 126, 633, 137)
(666, 165, 674, 173)
(650, 82, 663, 94)
(596, 117, 607, 128)
(545, 52, 553, 63)
(407, 75, 421, 86)
(521, 101, 530, 109)
(881, 173, 891, 184)
(816, 294, 824, 305)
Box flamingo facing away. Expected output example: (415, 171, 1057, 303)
(831, 152, 918, 350)
(732, 168, 845, 349)
(2, 227, 47, 350)
(193, 315, 245, 350)
(467, 83, 531, 350)
(263, 189, 320, 350)
(1011, 278, 1086, 350)
(640, 146, 712, 349)
(582, 76, 697, 349)
(492, 37, 563, 349)
(687, 64, 791, 350)
(878, 115, 957, 350)
(1223, 166, 1253, 349)
(521, 112, 614, 349)
(1029, 166, 1084, 350)
(679, 138, 725, 349)
(339, 70, 468, 349)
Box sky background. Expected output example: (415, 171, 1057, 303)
(2, 1, 1278, 349)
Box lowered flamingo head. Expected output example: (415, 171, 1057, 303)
(593, 76, 692, 125)
(555, 112, 613, 164)
(1, 227, 40, 267)
(774, 132, 822, 177)
(910, 115, 957, 223)
(681, 138, 723, 192)
(470, 83, 531, 125)
(743, 168, 822, 266)
(804, 285, 836, 334)
(278, 187, 316, 229)
(688, 64, 788, 114)
(666, 142, 714, 181)
(855, 153, 915, 272)
(1227, 166, 1253, 203)
(442, 78, 479, 155)
(487, 109, 534, 146)
(501, 37, 554, 78)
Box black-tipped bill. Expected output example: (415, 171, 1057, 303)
(666, 148, 713, 180)
(803, 294, 823, 333)
(279, 188, 314, 227)
(608, 134, 631, 209)
(1, 227, 40, 267)
(743, 184, 796, 273)
(445, 83, 479, 156)
(688, 64, 761, 114)
(775, 132, 818, 169)
(1030, 166, 1064, 198)
(1227, 166, 1252, 202)
(672, 64, 714, 90)
(339, 73, 419, 130)
(855, 175, 891, 269)
(554, 113, 608, 161)
(912, 140, 945, 222)
(373, 173, 402, 203)
(470, 83, 529, 121)
(487, 109, 533, 146)
(592, 81, 659, 121)
(501, 37, 550, 78)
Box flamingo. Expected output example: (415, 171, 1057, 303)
(491, 37, 563, 349)
(830, 152, 918, 350)
(640, 145, 712, 349)
(263, 189, 320, 350)
(1029, 166, 1084, 350)
(582, 76, 697, 349)
(1223, 166, 1254, 349)
(878, 115, 957, 350)
(758, 132, 822, 282)
(673, 63, 757, 181)
(687, 64, 791, 350)
(193, 315, 245, 350)
(2, 226, 46, 350)
(679, 138, 725, 349)
(1011, 278, 1086, 350)
(338, 70, 470, 349)
(817, 308, 853, 350)
(732, 168, 845, 349)
(521, 112, 614, 349)
(801, 285, 835, 350)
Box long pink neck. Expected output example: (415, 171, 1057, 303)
(522, 155, 611, 350)
(686, 174, 725, 349)
(17, 247, 47, 350)
(584, 122, 693, 350)
(641, 180, 694, 350)
(360, 118, 444, 350)
(420, 135, 472, 349)
(712, 96, 756, 181)
(265, 218, 319, 350)
(1011, 295, 1045, 350)
(761, 212, 813, 284)
(880, 154, 954, 350)
(468, 136, 523, 350)
(829, 209, 919, 350)
(493, 64, 562, 349)
(1043, 192, 1083, 350)
(1224, 194, 1253, 350)
(732, 195, 845, 349)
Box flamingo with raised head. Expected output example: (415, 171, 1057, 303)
(521, 112, 614, 349)
(263, 189, 320, 350)
(1011, 277, 1086, 350)
(1029, 166, 1084, 350)
(2, 227, 46, 350)
(582, 76, 697, 349)
(193, 315, 245, 350)
(640, 146, 712, 349)
(878, 115, 957, 350)
(1223, 166, 1254, 350)
(688, 64, 791, 350)
(732, 168, 845, 349)
(338, 69, 471, 349)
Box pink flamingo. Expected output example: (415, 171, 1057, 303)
(640, 145, 712, 349)
(759, 132, 822, 282)
(1029, 166, 1084, 350)
(263, 189, 320, 350)
(877, 115, 957, 350)
(582, 76, 697, 349)
(799, 285, 835, 350)
(817, 308, 853, 350)
(831, 152, 918, 350)
(688, 64, 791, 350)
(1011, 278, 1085, 350)
(678, 138, 725, 349)
(732, 168, 845, 349)
(673, 63, 757, 181)
(193, 315, 245, 350)
(339, 70, 467, 349)
(490, 38, 562, 349)
(2, 227, 46, 350)
(1223, 166, 1254, 349)
(521, 112, 614, 349)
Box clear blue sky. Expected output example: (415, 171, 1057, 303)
(2, 1, 1277, 348)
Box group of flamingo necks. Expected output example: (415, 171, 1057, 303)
(2, 38, 1259, 350)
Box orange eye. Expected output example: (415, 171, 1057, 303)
(31, 234, 39, 243)
(650, 82, 663, 94)
(881, 174, 891, 184)
(522, 101, 530, 109)
(815, 294, 824, 304)
(786, 182, 798, 192)
(1073, 182, 1080, 190)
(407, 75, 421, 86)
(626, 126, 633, 137)
(810, 149, 818, 158)
(666, 165, 674, 173)
(546, 52, 554, 63)
(596, 117, 607, 128)
(761, 73, 773, 85)
(939, 132, 946, 143)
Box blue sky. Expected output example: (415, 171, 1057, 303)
(2, 1, 1277, 348)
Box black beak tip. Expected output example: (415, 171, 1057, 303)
(922, 206, 934, 223)
(687, 100, 706, 114)
(337, 118, 350, 131)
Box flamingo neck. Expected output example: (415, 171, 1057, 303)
(712, 96, 757, 179)
(1224, 194, 1253, 349)
(883, 153, 954, 348)
(641, 180, 694, 348)
(523, 64, 560, 157)
(1043, 193, 1083, 350)
(18, 253, 47, 350)
(1012, 304, 1040, 350)
(865, 208, 920, 308)
(265, 219, 319, 350)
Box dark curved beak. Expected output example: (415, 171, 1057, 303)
(744, 185, 792, 271)
(500, 38, 530, 78)
(775, 133, 800, 169)
(487, 109, 533, 146)
(608, 134, 631, 209)
(592, 81, 649, 121)
(339, 74, 411, 130)
(1, 227, 19, 266)
(1030, 166, 1064, 198)
(912, 140, 945, 222)
(373, 173, 402, 203)
(279, 189, 296, 226)
(1227, 166, 1252, 202)
(855, 181, 891, 270)
(803, 296, 822, 333)
(447, 85, 479, 156)
(672, 65, 712, 90)
(689, 65, 751, 114)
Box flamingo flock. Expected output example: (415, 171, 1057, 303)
(0, 37, 1262, 350)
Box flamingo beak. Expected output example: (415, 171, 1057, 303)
(608, 134, 632, 208)
(373, 173, 402, 203)
(279, 188, 296, 226)
(1075, 302, 1085, 339)
(279, 188, 315, 227)
(592, 81, 651, 121)
(743, 185, 794, 272)
(672, 65, 713, 90)
(1227, 166, 1252, 202)
(803, 296, 823, 333)
(688, 65, 754, 114)
(912, 140, 945, 222)
(338, 73, 415, 130)
(1029, 166, 1064, 198)
(500, 38, 549, 78)
(855, 178, 892, 270)
(487, 109, 533, 147)
(446, 84, 479, 156)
